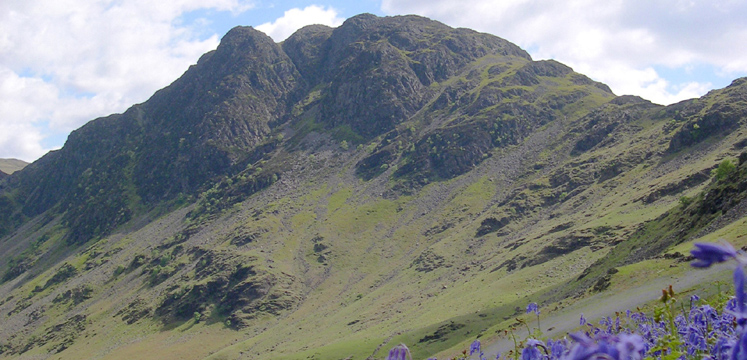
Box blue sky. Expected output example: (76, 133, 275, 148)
(1, 0, 746, 162)
(177, 0, 383, 39)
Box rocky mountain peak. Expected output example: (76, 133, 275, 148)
(282, 25, 334, 83)
(292, 14, 535, 139)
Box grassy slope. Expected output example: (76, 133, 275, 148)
(0, 159, 28, 175)
(51, 124, 740, 359)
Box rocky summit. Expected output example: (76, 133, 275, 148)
(1, 14, 747, 359)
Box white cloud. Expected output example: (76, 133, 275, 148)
(0, 66, 57, 159)
(256, 5, 344, 42)
(0, 122, 47, 162)
(572, 61, 713, 105)
(0, 0, 253, 162)
(381, 0, 747, 105)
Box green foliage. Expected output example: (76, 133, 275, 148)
(0, 193, 23, 238)
(679, 196, 693, 208)
(1, 232, 52, 282)
(650, 287, 684, 359)
(332, 125, 366, 144)
(712, 158, 736, 181)
(62, 153, 137, 245)
(143, 250, 184, 286)
(113, 265, 126, 277)
(707, 281, 732, 313)
(365, 142, 378, 153)
(52, 285, 94, 307)
(44, 263, 78, 289)
(188, 152, 287, 221)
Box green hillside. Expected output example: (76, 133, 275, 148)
(0, 159, 27, 175)
(0, 14, 746, 360)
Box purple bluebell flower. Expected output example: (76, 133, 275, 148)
(714, 336, 734, 360)
(521, 339, 544, 360)
(735, 266, 747, 316)
(527, 302, 540, 315)
(733, 329, 747, 360)
(566, 332, 645, 360)
(595, 337, 620, 359)
(691, 305, 716, 330)
(580, 313, 587, 326)
(690, 294, 701, 310)
(616, 334, 644, 360)
(495, 352, 501, 360)
(386, 344, 412, 360)
(685, 325, 707, 356)
(548, 339, 567, 359)
(470, 339, 481, 355)
(690, 242, 737, 268)
(566, 332, 597, 360)
(728, 298, 740, 313)
(615, 316, 621, 333)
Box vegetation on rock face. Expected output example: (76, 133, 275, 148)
(153, 248, 299, 328)
(1, 13, 747, 360)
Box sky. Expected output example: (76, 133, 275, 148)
(2, 0, 746, 163)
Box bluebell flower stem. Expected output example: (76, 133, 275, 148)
(507, 328, 519, 360)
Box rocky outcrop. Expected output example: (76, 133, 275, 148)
(155, 250, 299, 327)
(668, 78, 747, 153)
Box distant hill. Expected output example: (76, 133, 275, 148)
(0, 13, 747, 360)
(0, 158, 27, 174)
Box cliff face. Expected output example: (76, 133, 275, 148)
(0, 26, 302, 242)
(292, 14, 533, 138)
(1, 13, 747, 360)
(0, 14, 609, 243)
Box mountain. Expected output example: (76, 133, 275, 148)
(0, 14, 746, 359)
(0, 159, 27, 175)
